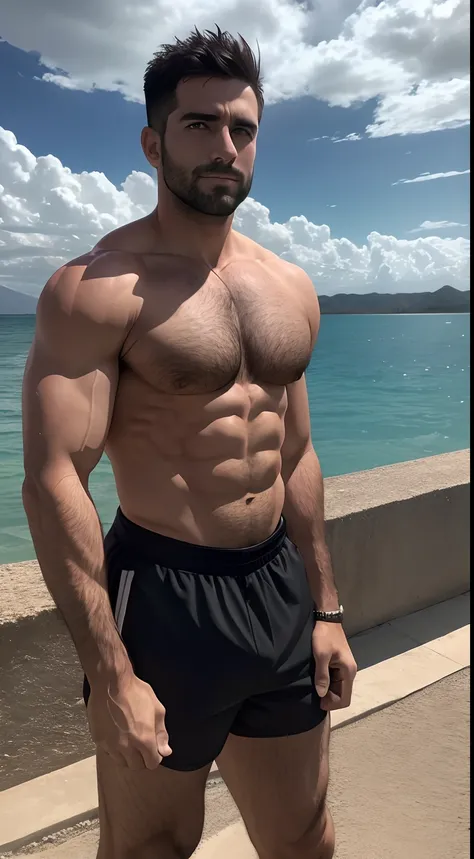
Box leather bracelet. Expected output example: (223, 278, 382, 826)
(314, 605, 344, 623)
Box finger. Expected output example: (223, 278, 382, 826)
(155, 716, 172, 758)
(320, 690, 343, 711)
(314, 652, 331, 698)
(321, 678, 352, 711)
(334, 666, 356, 707)
(157, 729, 172, 758)
(140, 741, 164, 770)
(338, 660, 358, 684)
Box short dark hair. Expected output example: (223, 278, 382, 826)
(144, 26, 264, 133)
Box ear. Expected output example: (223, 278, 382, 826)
(141, 126, 161, 169)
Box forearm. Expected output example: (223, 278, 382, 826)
(23, 474, 132, 689)
(282, 447, 339, 611)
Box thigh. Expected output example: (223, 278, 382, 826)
(96, 748, 211, 859)
(216, 717, 330, 857)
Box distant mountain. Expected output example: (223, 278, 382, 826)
(0, 283, 470, 316)
(0, 285, 38, 314)
(318, 285, 470, 314)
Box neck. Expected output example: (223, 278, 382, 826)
(153, 194, 235, 269)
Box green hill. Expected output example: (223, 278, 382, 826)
(0, 285, 38, 314)
(318, 285, 470, 314)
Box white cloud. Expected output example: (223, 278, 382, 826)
(365, 77, 470, 137)
(0, 127, 469, 296)
(392, 168, 470, 184)
(309, 132, 363, 142)
(36, 73, 93, 92)
(0, 0, 470, 138)
(408, 219, 468, 233)
(331, 132, 363, 142)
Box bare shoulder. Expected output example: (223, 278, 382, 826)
(35, 250, 141, 360)
(276, 256, 318, 296)
(277, 258, 320, 341)
(235, 231, 317, 290)
(234, 231, 320, 330)
(94, 215, 157, 254)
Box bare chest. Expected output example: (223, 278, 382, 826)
(122, 263, 313, 394)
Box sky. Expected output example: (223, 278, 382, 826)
(0, 0, 470, 297)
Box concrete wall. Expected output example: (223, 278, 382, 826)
(324, 449, 470, 636)
(0, 450, 470, 790)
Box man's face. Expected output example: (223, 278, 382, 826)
(149, 76, 259, 216)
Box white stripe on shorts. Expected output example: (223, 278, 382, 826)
(115, 569, 135, 634)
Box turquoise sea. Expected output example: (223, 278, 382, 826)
(0, 313, 470, 564)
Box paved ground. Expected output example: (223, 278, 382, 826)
(5, 669, 469, 859)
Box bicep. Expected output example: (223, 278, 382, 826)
(22, 347, 118, 485)
(22, 269, 123, 487)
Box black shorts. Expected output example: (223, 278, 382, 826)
(83, 509, 326, 771)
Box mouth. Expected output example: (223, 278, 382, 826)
(200, 174, 239, 182)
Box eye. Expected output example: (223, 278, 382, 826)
(187, 122, 208, 130)
(233, 127, 252, 137)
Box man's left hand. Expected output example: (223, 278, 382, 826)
(312, 622, 357, 711)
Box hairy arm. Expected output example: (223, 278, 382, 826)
(281, 378, 339, 612)
(22, 259, 135, 689)
(281, 272, 338, 611)
(282, 373, 358, 710)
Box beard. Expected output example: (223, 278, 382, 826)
(161, 144, 253, 217)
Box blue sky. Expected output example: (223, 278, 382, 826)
(1, 40, 469, 246)
(0, 0, 470, 295)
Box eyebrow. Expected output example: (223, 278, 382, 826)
(180, 112, 258, 134)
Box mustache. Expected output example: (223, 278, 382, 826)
(196, 165, 244, 181)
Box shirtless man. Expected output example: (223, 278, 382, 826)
(22, 27, 357, 859)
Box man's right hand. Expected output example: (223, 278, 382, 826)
(87, 673, 172, 770)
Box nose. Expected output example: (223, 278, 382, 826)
(211, 127, 238, 165)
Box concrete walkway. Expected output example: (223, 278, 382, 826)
(6, 669, 469, 859)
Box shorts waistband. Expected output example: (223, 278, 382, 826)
(109, 508, 288, 575)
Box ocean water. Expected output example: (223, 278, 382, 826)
(0, 313, 470, 564)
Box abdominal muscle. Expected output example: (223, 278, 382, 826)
(105, 376, 288, 548)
